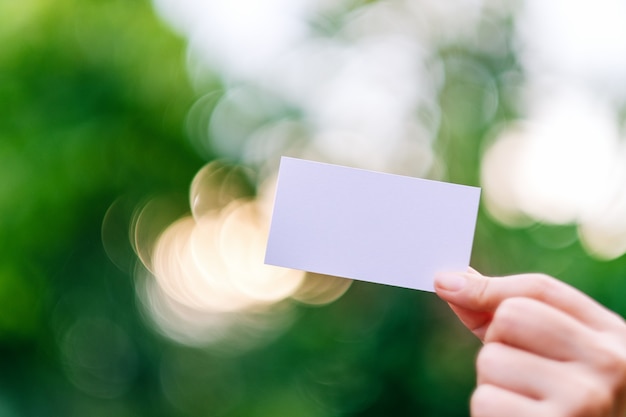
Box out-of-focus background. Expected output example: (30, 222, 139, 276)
(2, 0, 626, 415)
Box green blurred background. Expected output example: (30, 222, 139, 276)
(2, 0, 626, 416)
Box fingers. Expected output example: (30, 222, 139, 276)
(485, 297, 595, 362)
(437, 269, 626, 416)
(434, 270, 623, 332)
(474, 343, 619, 417)
(476, 342, 562, 400)
(471, 384, 547, 417)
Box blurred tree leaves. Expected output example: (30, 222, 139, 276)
(0, 0, 205, 415)
(1, 1, 626, 416)
(0, 0, 204, 323)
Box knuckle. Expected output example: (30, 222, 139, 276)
(526, 273, 560, 300)
(545, 370, 616, 417)
(593, 334, 626, 383)
(485, 298, 525, 341)
(608, 310, 626, 328)
(542, 403, 568, 417)
(566, 375, 613, 417)
(475, 343, 504, 375)
(498, 296, 528, 312)
(470, 385, 495, 417)
(528, 272, 553, 285)
(471, 277, 490, 306)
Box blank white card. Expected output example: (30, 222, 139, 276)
(264, 157, 481, 292)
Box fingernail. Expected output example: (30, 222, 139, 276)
(435, 273, 467, 291)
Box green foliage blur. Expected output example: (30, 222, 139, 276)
(1, 1, 626, 417)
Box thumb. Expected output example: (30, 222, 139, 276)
(434, 269, 617, 336)
(434, 270, 494, 340)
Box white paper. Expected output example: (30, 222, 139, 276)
(264, 157, 481, 292)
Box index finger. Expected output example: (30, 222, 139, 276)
(434, 271, 624, 332)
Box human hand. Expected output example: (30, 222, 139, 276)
(434, 270, 626, 417)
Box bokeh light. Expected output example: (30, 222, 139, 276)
(518, 0, 626, 98)
(156, 0, 456, 179)
(481, 100, 626, 259)
(143, 0, 626, 348)
(61, 317, 138, 399)
(131, 161, 356, 349)
(479, 1, 626, 260)
(7, 0, 626, 415)
(481, 88, 620, 225)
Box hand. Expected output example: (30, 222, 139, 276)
(434, 270, 626, 417)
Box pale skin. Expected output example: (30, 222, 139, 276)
(434, 269, 626, 417)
